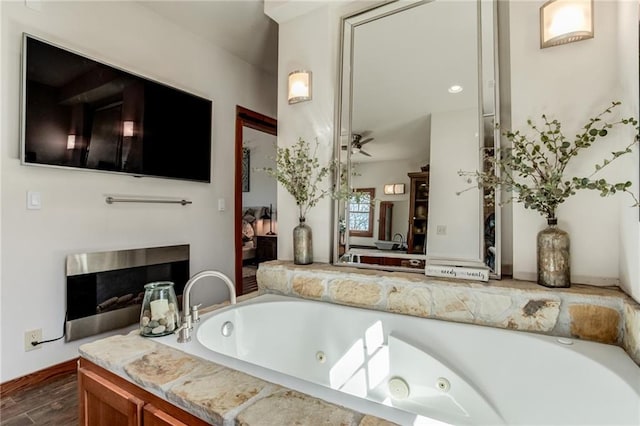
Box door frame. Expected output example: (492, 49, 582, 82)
(234, 106, 277, 296)
(378, 201, 394, 241)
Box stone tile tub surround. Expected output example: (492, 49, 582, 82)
(257, 261, 640, 366)
(79, 333, 396, 426)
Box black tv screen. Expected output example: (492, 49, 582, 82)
(21, 34, 212, 182)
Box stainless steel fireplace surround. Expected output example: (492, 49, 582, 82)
(65, 245, 189, 342)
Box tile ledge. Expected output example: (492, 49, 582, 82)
(258, 261, 640, 366)
(260, 260, 631, 300)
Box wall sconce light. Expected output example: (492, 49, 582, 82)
(66, 134, 76, 150)
(288, 70, 312, 104)
(384, 183, 405, 195)
(123, 120, 135, 137)
(540, 0, 593, 48)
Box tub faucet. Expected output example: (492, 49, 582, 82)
(175, 270, 236, 343)
(393, 233, 405, 249)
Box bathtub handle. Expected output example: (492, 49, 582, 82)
(191, 304, 202, 323)
(174, 321, 192, 343)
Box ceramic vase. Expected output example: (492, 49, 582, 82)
(293, 217, 313, 265)
(537, 217, 570, 288)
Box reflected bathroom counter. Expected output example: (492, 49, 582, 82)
(349, 248, 420, 259)
(345, 248, 426, 271)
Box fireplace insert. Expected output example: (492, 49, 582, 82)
(65, 245, 189, 341)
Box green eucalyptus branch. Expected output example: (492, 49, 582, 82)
(332, 162, 361, 202)
(459, 102, 639, 219)
(259, 137, 335, 220)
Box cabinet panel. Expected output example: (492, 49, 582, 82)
(407, 171, 429, 254)
(256, 235, 278, 262)
(79, 359, 210, 426)
(360, 256, 402, 266)
(79, 368, 143, 426)
(143, 404, 189, 426)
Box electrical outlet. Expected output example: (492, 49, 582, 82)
(24, 329, 42, 352)
(437, 225, 447, 235)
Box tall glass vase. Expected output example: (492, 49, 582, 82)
(537, 217, 570, 288)
(293, 217, 313, 265)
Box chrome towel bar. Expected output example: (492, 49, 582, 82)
(105, 196, 192, 206)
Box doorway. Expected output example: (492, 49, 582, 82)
(234, 106, 277, 296)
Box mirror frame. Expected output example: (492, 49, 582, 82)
(332, 0, 502, 277)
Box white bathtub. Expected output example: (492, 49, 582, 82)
(158, 294, 640, 425)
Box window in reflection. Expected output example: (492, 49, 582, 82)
(348, 188, 375, 237)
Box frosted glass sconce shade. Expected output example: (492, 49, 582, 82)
(288, 70, 312, 104)
(540, 0, 593, 48)
(384, 183, 405, 195)
(66, 134, 76, 150)
(123, 120, 135, 137)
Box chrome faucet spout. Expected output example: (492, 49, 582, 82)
(393, 233, 405, 247)
(175, 270, 236, 343)
(182, 270, 236, 314)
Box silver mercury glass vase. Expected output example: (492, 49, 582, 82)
(537, 217, 570, 288)
(293, 217, 313, 265)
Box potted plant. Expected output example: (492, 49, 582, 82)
(462, 101, 638, 287)
(261, 138, 333, 265)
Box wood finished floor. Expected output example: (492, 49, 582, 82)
(242, 265, 258, 295)
(0, 273, 254, 426)
(0, 371, 77, 426)
(242, 274, 258, 294)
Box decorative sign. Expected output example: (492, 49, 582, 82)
(425, 264, 489, 282)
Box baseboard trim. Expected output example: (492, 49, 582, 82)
(0, 358, 78, 398)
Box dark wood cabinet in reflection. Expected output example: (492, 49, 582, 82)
(360, 256, 403, 266)
(378, 201, 394, 241)
(256, 235, 278, 262)
(407, 171, 429, 254)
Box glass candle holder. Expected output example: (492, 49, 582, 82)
(139, 281, 180, 337)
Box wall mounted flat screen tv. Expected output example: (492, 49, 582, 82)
(21, 34, 212, 182)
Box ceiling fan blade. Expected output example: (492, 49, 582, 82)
(359, 138, 374, 146)
(360, 150, 372, 157)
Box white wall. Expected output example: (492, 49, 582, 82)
(508, 0, 636, 286)
(0, 1, 276, 382)
(269, 0, 640, 301)
(273, 4, 341, 262)
(0, 0, 4, 380)
(427, 108, 481, 261)
(616, 0, 640, 302)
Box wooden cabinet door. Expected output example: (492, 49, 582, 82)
(407, 171, 429, 254)
(78, 368, 143, 426)
(143, 404, 189, 426)
(257, 236, 278, 262)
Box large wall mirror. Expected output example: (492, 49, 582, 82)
(333, 0, 501, 277)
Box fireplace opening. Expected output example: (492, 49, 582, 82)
(65, 245, 189, 342)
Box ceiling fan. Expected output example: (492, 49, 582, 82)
(342, 132, 374, 157)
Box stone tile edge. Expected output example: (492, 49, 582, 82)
(258, 262, 640, 365)
(622, 298, 640, 365)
